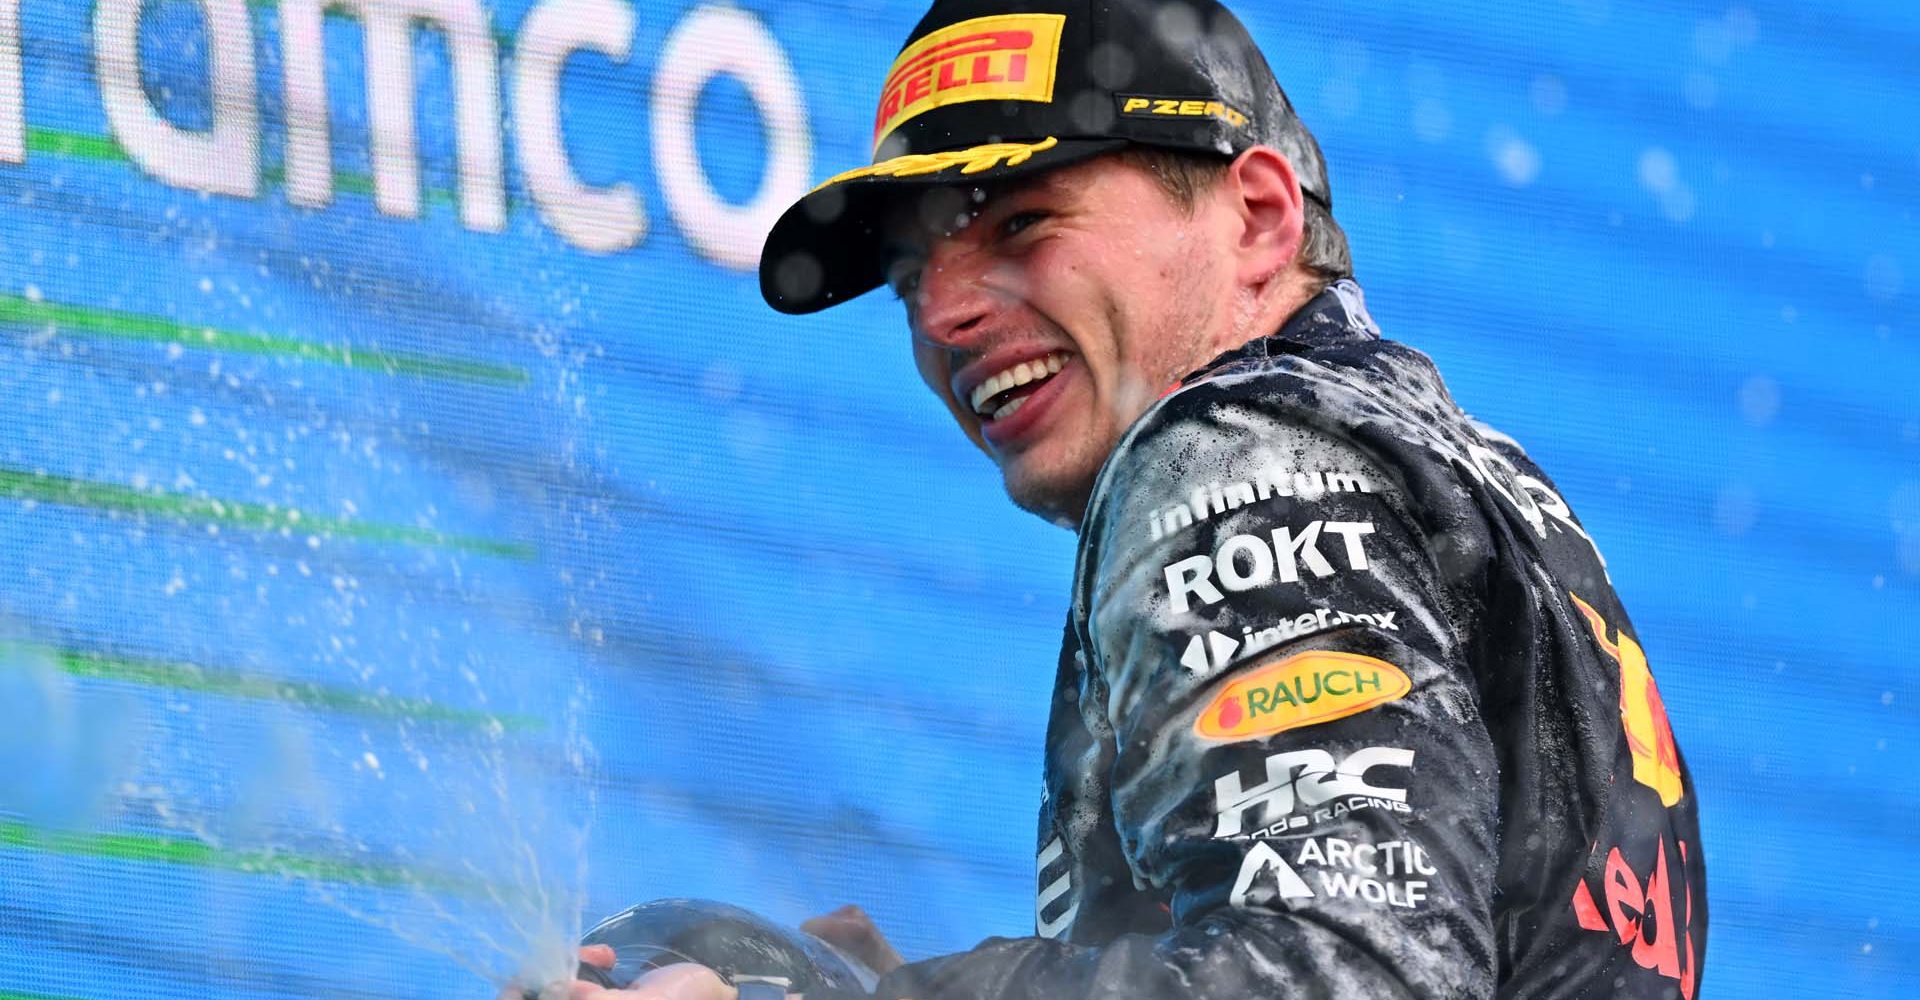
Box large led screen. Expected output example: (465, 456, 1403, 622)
(0, 1, 1915, 997)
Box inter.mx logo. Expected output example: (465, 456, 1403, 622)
(1180, 607, 1401, 675)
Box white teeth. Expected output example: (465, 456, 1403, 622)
(991, 395, 1029, 421)
(969, 351, 1070, 416)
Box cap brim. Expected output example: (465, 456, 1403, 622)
(759, 136, 1129, 315)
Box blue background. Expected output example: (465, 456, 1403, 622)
(0, 1, 1915, 997)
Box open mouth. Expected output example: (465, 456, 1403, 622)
(970, 351, 1069, 423)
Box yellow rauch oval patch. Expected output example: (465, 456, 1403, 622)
(1194, 650, 1412, 741)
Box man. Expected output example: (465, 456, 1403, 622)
(550, 0, 1707, 996)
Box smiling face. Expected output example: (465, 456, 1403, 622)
(883, 154, 1243, 525)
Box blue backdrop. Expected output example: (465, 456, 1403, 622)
(0, 1, 1915, 997)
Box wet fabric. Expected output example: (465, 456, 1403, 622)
(816, 280, 1707, 1000)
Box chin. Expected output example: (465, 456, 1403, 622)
(998, 455, 1099, 529)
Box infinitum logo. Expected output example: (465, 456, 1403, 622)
(1146, 468, 1373, 541)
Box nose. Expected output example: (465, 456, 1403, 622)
(910, 241, 996, 349)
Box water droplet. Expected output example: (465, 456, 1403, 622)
(1737, 375, 1780, 426)
(1531, 75, 1567, 116)
(1487, 127, 1541, 187)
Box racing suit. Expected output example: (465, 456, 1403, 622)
(831, 280, 1707, 1000)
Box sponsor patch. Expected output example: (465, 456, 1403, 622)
(872, 13, 1066, 153)
(1194, 651, 1411, 741)
(1229, 834, 1436, 912)
(1570, 592, 1684, 806)
(1146, 468, 1373, 542)
(1569, 836, 1699, 999)
(1117, 94, 1250, 129)
(1180, 607, 1401, 676)
(1212, 745, 1415, 838)
(1162, 520, 1378, 615)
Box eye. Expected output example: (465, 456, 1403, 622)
(884, 256, 923, 301)
(1002, 210, 1048, 239)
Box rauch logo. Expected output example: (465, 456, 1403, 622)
(1195, 651, 1411, 741)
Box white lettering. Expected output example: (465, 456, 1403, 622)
(513, 0, 645, 253)
(1, 0, 20, 163)
(1422, 432, 1610, 578)
(1517, 473, 1611, 580)
(1150, 467, 1374, 540)
(1215, 533, 1274, 592)
(1322, 521, 1376, 571)
(1315, 871, 1429, 909)
(1470, 444, 1545, 536)
(1160, 520, 1381, 609)
(1230, 841, 1314, 910)
(1298, 836, 1435, 909)
(1298, 837, 1438, 877)
(1213, 746, 1415, 838)
(1271, 521, 1335, 582)
(94, 0, 257, 195)
(653, 3, 811, 269)
(281, 0, 505, 229)
(1163, 554, 1222, 615)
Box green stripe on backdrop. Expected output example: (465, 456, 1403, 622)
(0, 821, 481, 894)
(0, 291, 529, 387)
(47, 647, 544, 732)
(0, 468, 536, 561)
(0, 991, 88, 1000)
(26, 116, 524, 213)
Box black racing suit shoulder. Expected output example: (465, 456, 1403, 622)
(834, 281, 1705, 1000)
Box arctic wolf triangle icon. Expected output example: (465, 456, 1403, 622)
(1229, 842, 1314, 910)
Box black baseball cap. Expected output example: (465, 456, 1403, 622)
(759, 0, 1332, 315)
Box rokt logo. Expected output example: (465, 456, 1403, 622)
(1162, 520, 1377, 615)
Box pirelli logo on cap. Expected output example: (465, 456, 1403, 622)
(872, 13, 1066, 153)
(1195, 651, 1412, 742)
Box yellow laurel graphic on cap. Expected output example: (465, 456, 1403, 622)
(812, 137, 1060, 193)
(1194, 650, 1412, 742)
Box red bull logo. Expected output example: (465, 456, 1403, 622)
(1570, 592, 1685, 806)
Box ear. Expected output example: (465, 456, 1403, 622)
(1223, 146, 1306, 286)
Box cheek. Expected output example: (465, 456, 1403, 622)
(912, 341, 949, 399)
